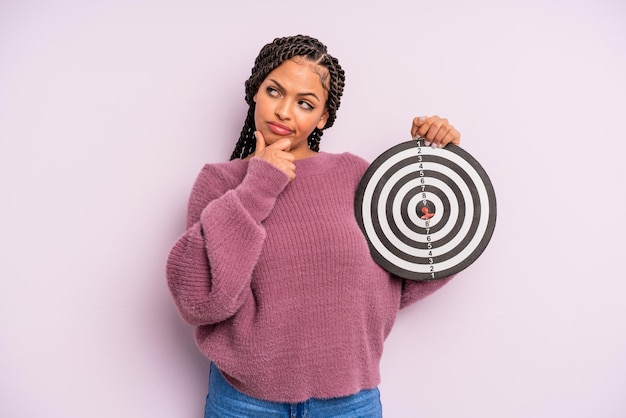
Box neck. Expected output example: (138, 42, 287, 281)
(292, 148, 319, 160)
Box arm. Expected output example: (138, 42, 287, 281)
(399, 274, 456, 309)
(166, 158, 290, 326)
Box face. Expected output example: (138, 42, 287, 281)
(253, 58, 329, 159)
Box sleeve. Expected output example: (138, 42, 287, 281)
(351, 151, 456, 310)
(166, 158, 290, 326)
(399, 274, 457, 309)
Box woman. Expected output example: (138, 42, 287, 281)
(167, 34, 460, 417)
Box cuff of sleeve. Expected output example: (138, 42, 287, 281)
(399, 274, 456, 309)
(235, 158, 290, 223)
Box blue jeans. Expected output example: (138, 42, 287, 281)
(205, 363, 383, 417)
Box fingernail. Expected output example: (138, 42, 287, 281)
(419, 116, 425, 122)
(424, 140, 431, 146)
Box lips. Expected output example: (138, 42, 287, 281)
(267, 121, 294, 136)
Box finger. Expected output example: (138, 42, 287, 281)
(434, 124, 453, 143)
(284, 161, 296, 174)
(268, 137, 292, 152)
(275, 149, 296, 162)
(414, 115, 437, 138)
(277, 160, 296, 180)
(411, 116, 427, 138)
(420, 122, 442, 142)
(441, 129, 461, 146)
(419, 117, 447, 142)
(254, 131, 266, 155)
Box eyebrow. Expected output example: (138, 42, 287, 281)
(268, 79, 321, 103)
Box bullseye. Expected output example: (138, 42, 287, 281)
(354, 140, 497, 281)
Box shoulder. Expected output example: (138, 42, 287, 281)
(198, 159, 248, 180)
(320, 152, 370, 175)
(300, 152, 370, 193)
(338, 152, 370, 166)
(192, 159, 248, 199)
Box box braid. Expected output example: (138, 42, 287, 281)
(230, 35, 345, 160)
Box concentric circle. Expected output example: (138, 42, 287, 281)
(355, 140, 497, 281)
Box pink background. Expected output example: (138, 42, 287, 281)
(1, 0, 625, 416)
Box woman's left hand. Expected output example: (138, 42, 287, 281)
(411, 115, 461, 148)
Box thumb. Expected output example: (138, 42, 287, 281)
(254, 130, 266, 154)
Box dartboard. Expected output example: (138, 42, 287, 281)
(355, 139, 497, 281)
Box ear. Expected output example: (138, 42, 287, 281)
(253, 93, 257, 103)
(317, 109, 329, 129)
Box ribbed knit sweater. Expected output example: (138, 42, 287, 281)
(166, 151, 452, 403)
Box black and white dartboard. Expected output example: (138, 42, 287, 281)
(355, 139, 497, 281)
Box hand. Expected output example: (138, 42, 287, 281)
(411, 115, 461, 148)
(252, 131, 296, 180)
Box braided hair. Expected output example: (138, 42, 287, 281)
(230, 35, 346, 160)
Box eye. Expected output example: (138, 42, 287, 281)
(266, 87, 280, 97)
(298, 100, 314, 110)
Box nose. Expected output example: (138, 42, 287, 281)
(275, 100, 291, 121)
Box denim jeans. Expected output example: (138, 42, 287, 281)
(205, 363, 383, 417)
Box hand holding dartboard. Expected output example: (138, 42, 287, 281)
(355, 139, 497, 281)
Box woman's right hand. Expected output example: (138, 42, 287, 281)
(252, 131, 296, 180)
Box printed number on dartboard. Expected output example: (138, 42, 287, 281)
(416, 140, 436, 279)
